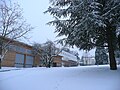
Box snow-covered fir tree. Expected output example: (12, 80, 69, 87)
(45, 0, 120, 70)
(95, 47, 108, 65)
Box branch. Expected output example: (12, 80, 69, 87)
(102, 3, 120, 17)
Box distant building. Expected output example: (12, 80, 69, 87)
(81, 51, 95, 65)
(59, 50, 78, 67)
(52, 50, 79, 67)
(52, 55, 63, 67)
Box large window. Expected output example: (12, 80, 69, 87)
(16, 46, 26, 53)
(15, 54, 24, 67)
(26, 56, 34, 67)
(26, 49, 33, 54)
(8, 45, 16, 51)
(9, 45, 33, 55)
(15, 54, 34, 68)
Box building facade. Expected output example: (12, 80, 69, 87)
(59, 51, 78, 67)
(1, 38, 40, 68)
(52, 55, 63, 67)
(81, 51, 96, 66)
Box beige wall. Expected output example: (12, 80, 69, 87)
(2, 48, 40, 67)
(2, 51, 16, 67)
(33, 55, 40, 67)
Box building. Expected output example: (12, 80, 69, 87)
(59, 51, 78, 67)
(52, 55, 63, 67)
(1, 37, 40, 68)
(1, 36, 79, 68)
(81, 51, 95, 65)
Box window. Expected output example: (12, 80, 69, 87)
(26, 56, 34, 67)
(15, 54, 24, 67)
(26, 49, 33, 54)
(8, 45, 16, 51)
(16, 46, 26, 53)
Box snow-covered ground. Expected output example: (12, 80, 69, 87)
(0, 67, 21, 72)
(0, 65, 120, 90)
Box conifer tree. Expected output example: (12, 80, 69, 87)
(45, 0, 120, 70)
(95, 47, 108, 65)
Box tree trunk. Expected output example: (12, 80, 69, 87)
(0, 58, 1, 69)
(118, 34, 120, 49)
(0, 47, 2, 69)
(107, 28, 117, 70)
(48, 61, 51, 68)
(108, 42, 117, 70)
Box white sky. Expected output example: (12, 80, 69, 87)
(15, 0, 57, 44)
(13, 0, 95, 57)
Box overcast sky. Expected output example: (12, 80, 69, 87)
(16, 0, 57, 44)
(14, 0, 95, 57)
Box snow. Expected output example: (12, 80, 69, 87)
(0, 67, 21, 72)
(0, 65, 120, 90)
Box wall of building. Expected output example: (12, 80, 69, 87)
(2, 51, 16, 67)
(33, 55, 40, 67)
(52, 56, 62, 67)
(59, 51, 78, 62)
(81, 57, 96, 65)
(1, 42, 40, 68)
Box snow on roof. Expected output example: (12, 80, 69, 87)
(59, 51, 77, 61)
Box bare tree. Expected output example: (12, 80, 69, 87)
(33, 41, 61, 68)
(32, 43, 48, 67)
(0, 0, 33, 69)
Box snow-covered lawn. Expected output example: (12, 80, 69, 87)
(0, 65, 120, 90)
(0, 67, 21, 72)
